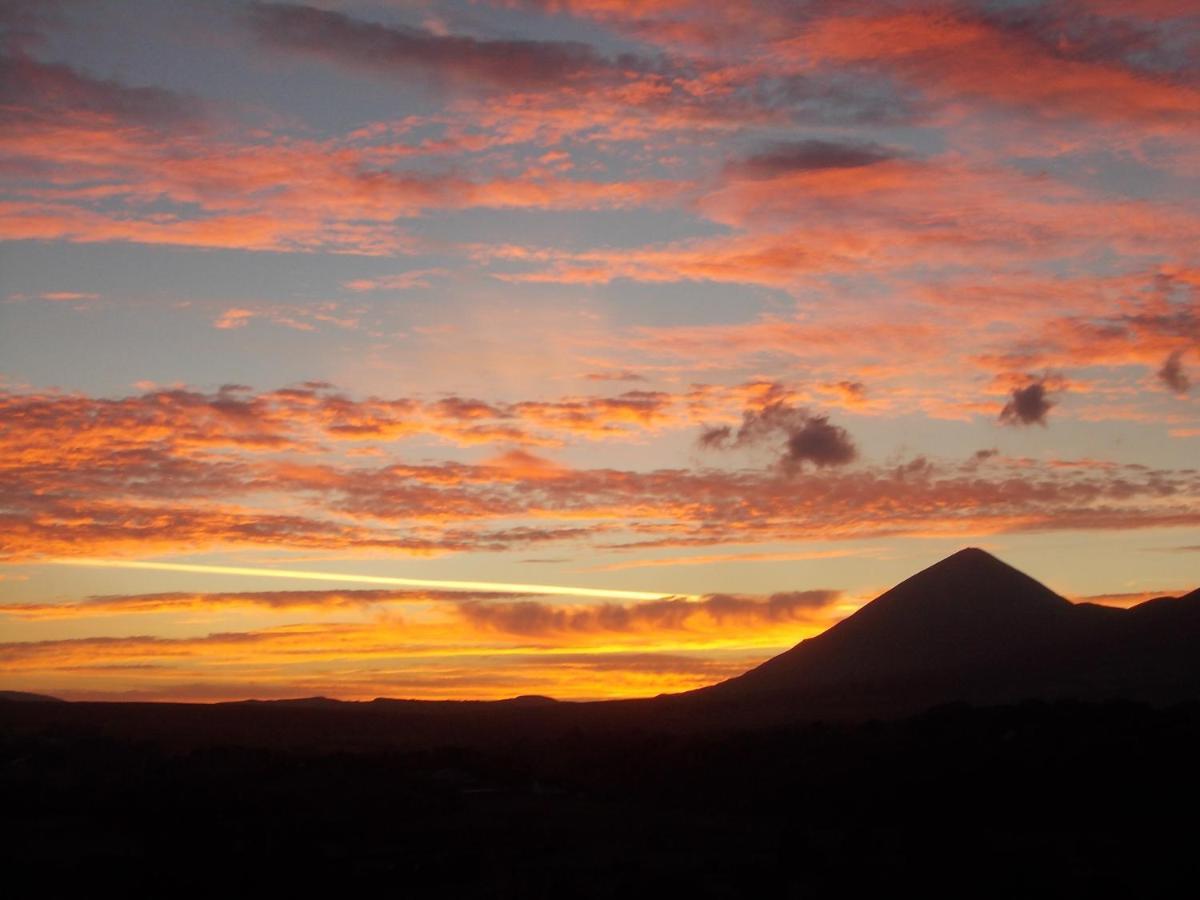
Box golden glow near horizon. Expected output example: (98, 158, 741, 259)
(50, 558, 699, 602)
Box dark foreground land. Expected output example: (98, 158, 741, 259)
(3, 697, 1200, 896)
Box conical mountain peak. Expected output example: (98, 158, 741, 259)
(711, 548, 1073, 696)
(871, 547, 1071, 618)
(907, 546, 1043, 584)
(931, 546, 1007, 569)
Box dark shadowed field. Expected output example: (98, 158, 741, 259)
(3, 697, 1199, 896)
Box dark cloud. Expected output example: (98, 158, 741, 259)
(782, 415, 859, 471)
(246, 2, 653, 91)
(999, 379, 1055, 426)
(704, 590, 841, 620)
(1158, 349, 1191, 394)
(431, 396, 507, 420)
(456, 589, 841, 636)
(734, 401, 810, 444)
(731, 139, 898, 179)
(0, 1, 46, 54)
(0, 54, 204, 131)
(697, 424, 734, 449)
(758, 72, 922, 127)
(978, 2, 1197, 79)
(1, 0, 201, 132)
(699, 401, 858, 472)
(892, 456, 933, 480)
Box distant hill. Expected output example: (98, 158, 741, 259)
(0, 691, 64, 703)
(692, 547, 1200, 719)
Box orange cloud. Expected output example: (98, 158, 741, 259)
(0, 52, 683, 255)
(2, 376, 1199, 563)
(587, 548, 868, 572)
(794, 7, 1200, 127)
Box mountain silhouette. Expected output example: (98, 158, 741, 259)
(694, 547, 1200, 717)
(716, 547, 1078, 686)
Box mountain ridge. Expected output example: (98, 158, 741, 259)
(692, 547, 1200, 718)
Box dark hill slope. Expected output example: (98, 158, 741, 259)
(691, 548, 1200, 719)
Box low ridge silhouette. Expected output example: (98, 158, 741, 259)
(0, 691, 64, 703)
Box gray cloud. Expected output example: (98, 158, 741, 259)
(1158, 349, 1191, 394)
(0, 54, 205, 132)
(699, 400, 858, 472)
(782, 415, 859, 471)
(731, 139, 898, 179)
(999, 379, 1054, 426)
(246, 2, 655, 91)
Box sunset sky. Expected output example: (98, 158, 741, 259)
(2, 0, 1198, 702)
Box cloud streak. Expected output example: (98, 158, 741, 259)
(457, 590, 840, 637)
(247, 2, 659, 91)
(50, 558, 685, 601)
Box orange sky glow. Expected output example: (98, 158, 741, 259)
(1, 0, 1197, 701)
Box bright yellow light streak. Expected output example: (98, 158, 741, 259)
(51, 558, 699, 601)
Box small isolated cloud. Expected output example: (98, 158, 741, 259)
(783, 416, 859, 471)
(698, 400, 857, 472)
(40, 291, 100, 302)
(342, 269, 447, 292)
(697, 424, 734, 449)
(212, 304, 357, 332)
(213, 308, 254, 329)
(892, 455, 933, 480)
(585, 370, 647, 382)
(999, 378, 1055, 426)
(1158, 349, 1191, 394)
